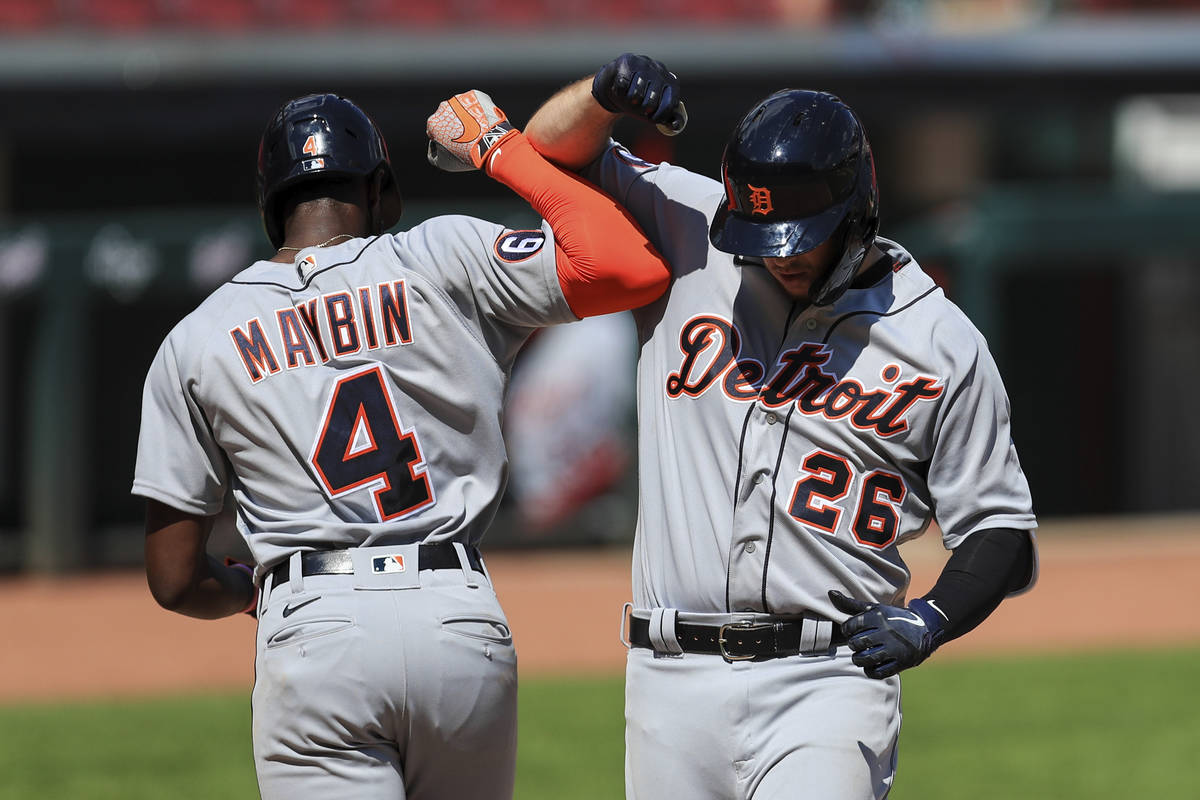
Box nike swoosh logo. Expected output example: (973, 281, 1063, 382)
(281, 597, 322, 618)
(886, 616, 923, 626)
(449, 96, 481, 144)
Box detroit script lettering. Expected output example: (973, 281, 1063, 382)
(665, 315, 943, 437)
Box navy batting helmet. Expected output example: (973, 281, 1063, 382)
(256, 93, 403, 249)
(709, 89, 879, 306)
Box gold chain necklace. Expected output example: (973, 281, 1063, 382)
(276, 233, 354, 254)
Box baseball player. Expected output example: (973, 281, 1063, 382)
(523, 54, 1039, 799)
(133, 90, 668, 799)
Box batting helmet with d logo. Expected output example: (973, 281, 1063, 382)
(709, 89, 879, 306)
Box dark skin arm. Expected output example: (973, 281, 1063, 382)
(144, 499, 255, 619)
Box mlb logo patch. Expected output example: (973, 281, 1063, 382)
(372, 555, 406, 574)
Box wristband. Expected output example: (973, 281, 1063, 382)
(224, 558, 259, 617)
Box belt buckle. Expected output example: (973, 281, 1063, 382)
(717, 622, 772, 663)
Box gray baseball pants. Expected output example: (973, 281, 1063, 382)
(624, 644, 901, 799)
(251, 545, 518, 799)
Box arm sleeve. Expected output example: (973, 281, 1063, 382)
(921, 527, 1036, 643)
(131, 331, 229, 516)
(581, 140, 729, 291)
(486, 133, 670, 317)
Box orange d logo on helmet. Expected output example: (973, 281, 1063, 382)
(747, 185, 774, 216)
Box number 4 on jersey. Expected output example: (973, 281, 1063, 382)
(310, 366, 435, 521)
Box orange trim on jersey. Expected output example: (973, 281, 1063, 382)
(852, 469, 906, 549)
(485, 132, 669, 318)
(358, 287, 380, 350)
(324, 292, 361, 357)
(229, 318, 280, 383)
(344, 402, 380, 460)
(296, 300, 330, 363)
(788, 450, 854, 535)
(378, 280, 413, 346)
(277, 307, 317, 369)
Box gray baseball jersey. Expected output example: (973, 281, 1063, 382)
(133, 217, 573, 799)
(134, 217, 573, 574)
(586, 143, 1037, 616)
(584, 142, 1037, 800)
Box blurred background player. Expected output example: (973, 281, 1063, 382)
(504, 312, 638, 536)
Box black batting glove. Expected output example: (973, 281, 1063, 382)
(592, 53, 683, 130)
(829, 590, 948, 679)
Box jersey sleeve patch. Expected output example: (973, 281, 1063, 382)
(494, 230, 546, 263)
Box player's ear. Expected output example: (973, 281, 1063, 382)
(367, 169, 387, 235)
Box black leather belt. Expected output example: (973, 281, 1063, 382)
(629, 614, 846, 662)
(268, 544, 484, 587)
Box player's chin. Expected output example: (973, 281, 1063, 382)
(769, 271, 816, 301)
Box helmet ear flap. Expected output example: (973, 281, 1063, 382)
(809, 220, 861, 307)
(364, 166, 403, 237)
(810, 149, 880, 306)
(371, 169, 385, 235)
(375, 165, 403, 236)
(264, 196, 284, 250)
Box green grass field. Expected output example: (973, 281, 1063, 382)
(2, 647, 1196, 799)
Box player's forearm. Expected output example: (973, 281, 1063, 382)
(486, 132, 669, 316)
(524, 77, 620, 171)
(146, 555, 254, 620)
(921, 528, 1034, 642)
(144, 501, 256, 620)
(149, 556, 256, 620)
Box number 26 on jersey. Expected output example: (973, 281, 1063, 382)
(788, 449, 906, 548)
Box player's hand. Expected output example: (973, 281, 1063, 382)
(592, 53, 688, 136)
(828, 590, 947, 679)
(426, 90, 520, 173)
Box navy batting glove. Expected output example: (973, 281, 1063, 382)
(592, 53, 684, 130)
(829, 590, 947, 679)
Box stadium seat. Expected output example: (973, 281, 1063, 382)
(357, 0, 456, 27)
(0, 0, 61, 31)
(555, 0, 644, 25)
(269, 0, 345, 28)
(661, 0, 774, 22)
(74, 0, 163, 29)
(458, 0, 549, 27)
(171, 0, 258, 30)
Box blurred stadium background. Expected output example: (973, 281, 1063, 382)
(2, 4, 1200, 799)
(0, 0, 1198, 575)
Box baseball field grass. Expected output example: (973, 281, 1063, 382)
(1, 646, 1196, 799)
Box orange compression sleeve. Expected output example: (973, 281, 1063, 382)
(485, 132, 670, 318)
